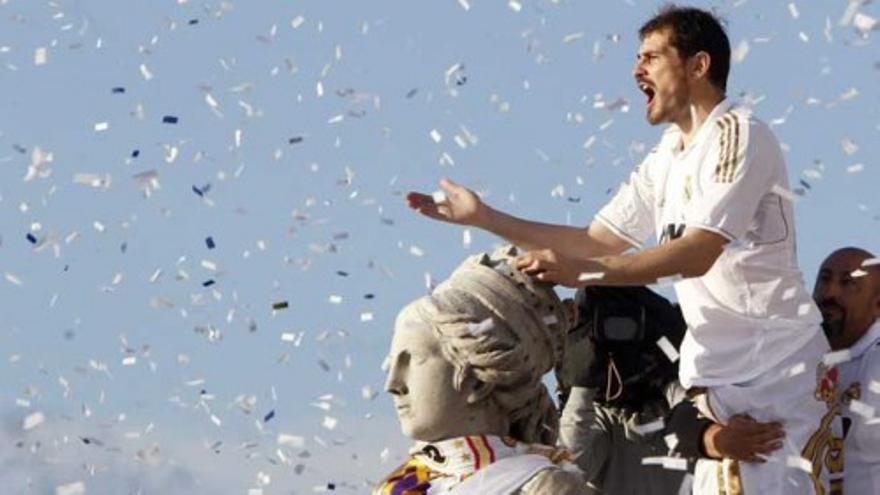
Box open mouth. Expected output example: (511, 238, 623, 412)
(638, 82, 656, 106)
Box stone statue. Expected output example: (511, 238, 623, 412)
(374, 247, 588, 494)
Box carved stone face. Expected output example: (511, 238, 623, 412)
(384, 308, 474, 443)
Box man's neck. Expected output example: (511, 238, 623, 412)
(675, 94, 725, 149)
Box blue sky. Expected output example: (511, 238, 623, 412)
(0, 0, 877, 493)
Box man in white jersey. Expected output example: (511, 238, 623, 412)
(407, 5, 836, 494)
(813, 247, 880, 493)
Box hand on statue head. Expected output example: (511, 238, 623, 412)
(702, 414, 785, 463)
(515, 249, 598, 288)
(406, 178, 487, 227)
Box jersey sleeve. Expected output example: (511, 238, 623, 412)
(595, 154, 657, 249)
(684, 116, 780, 242)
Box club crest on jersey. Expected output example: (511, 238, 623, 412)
(659, 223, 686, 245)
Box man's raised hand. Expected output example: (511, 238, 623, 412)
(406, 178, 486, 226)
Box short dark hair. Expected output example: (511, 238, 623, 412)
(639, 5, 731, 92)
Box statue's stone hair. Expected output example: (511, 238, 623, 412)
(407, 246, 570, 445)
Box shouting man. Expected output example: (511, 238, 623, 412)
(407, 5, 837, 494)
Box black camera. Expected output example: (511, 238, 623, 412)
(559, 286, 686, 409)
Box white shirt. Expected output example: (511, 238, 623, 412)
(596, 99, 822, 388)
(837, 320, 880, 494)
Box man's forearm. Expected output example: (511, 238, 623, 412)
(583, 232, 722, 286)
(478, 206, 622, 259)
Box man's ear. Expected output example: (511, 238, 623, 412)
(689, 51, 711, 81)
(464, 376, 495, 405)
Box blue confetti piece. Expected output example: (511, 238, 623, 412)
(263, 409, 275, 422)
(26, 233, 37, 244)
(206, 236, 215, 249)
(111, 87, 125, 94)
(202, 279, 215, 287)
(131, 149, 140, 158)
(192, 185, 204, 197)
(162, 115, 179, 124)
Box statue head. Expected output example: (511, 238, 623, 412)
(384, 246, 570, 445)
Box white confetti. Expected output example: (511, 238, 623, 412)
(55, 482, 86, 495)
(731, 39, 749, 63)
(853, 12, 878, 33)
(507, 0, 522, 12)
(322, 416, 338, 430)
(664, 433, 679, 451)
(328, 295, 343, 305)
(468, 318, 494, 336)
(409, 246, 425, 257)
(542, 315, 559, 326)
(431, 190, 447, 204)
(429, 129, 443, 143)
(869, 380, 880, 395)
(632, 417, 665, 436)
(862, 258, 880, 268)
(277, 433, 305, 448)
(361, 386, 378, 401)
(73, 173, 111, 188)
(23, 411, 45, 430)
(797, 303, 813, 316)
(823, 349, 853, 366)
(34, 47, 48, 66)
(851, 269, 869, 278)
(583, 135, 596, 150)
(849, 399, 875, 419)
(122, 356, 137, 366)
(788, 3, 800, 19)
(360, 312, 374, 322)
(642, 456, 687, 471)
(5, 272, 24, 286)
(457, 0, 470, 11)
(787, 455, 813, 473)
(290, 15, 305, 29)
(139, 63, 153, 80)
(846, 163, 864, 174)
(462, 229, 472, 248)
(788, 362, 807, 377)
(578, 272, 605, 282)
(562, 32, 585, 43)
(771, 184, 799, 203)
(93, 122, 109, 132)
(656, 336, 680, 362)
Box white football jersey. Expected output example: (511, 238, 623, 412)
(836, 320, 880, 494)
(596, 99, 822, 388)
